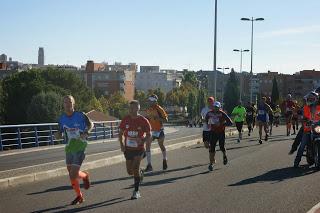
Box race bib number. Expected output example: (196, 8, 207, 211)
(66, 128, 80, 139)
(152, 131, 161, 138)
(126, 137, 138, 148)
(208, 117, 219, 125)
(258, 110, 265, 115)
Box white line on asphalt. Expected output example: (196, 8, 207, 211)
(307, 202, 320, 213)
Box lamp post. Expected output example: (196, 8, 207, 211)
(233, 49, 249, 102)
(240, 17, 264, 103)
(217, 67, 229, 105)
(213, 0, 218, 98)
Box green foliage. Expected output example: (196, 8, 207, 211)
(0, 82, 4, 124)
(26, 91, 62, 123)
(106, 92, 128, 119)
(1, 68, 97, 124)
(134, 90, 148, 110)
(223, 69, 240, 114)
(271, 77, 280, 104)
(182, 71, 198, 86)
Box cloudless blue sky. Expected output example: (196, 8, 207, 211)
(1, 0, 320, 74)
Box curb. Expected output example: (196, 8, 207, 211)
(0, 129, 240, 190)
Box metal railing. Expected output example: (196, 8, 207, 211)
(0, 120, 121, 151)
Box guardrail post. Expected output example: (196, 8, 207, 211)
(17, 128, 22, 149)
(0, 129, 3, 151)
(111, 123, 114, 138)
(103, 123, 106, 139)
(49, 126, 54, 145)
(34, 126, 39, 147)
(94, 124, 98, 140)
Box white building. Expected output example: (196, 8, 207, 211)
(136, 69, 182, 93)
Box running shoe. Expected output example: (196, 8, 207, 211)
(223, 155, 228, 165)
(83, 171, 90, 190)
(237, 138, 240, 143)
(71, 196, 84, 205)
(131, 190, 141, 200)
(259, 139, 263, 144)
(208, 164, 213, 171)
(163, 159, 168, 170)
(265, 134, 269, 141)
(144, 164, 153, 172)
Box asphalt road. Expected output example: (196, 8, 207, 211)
(1, 125, 320, 213)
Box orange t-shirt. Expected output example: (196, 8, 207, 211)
(145, 104, 168, 131)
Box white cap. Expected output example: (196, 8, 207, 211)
(213, 101, 221, 108)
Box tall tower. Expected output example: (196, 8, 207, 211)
(38, 47, 44, 66)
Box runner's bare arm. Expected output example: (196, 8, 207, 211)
(119, 129, 125, 152)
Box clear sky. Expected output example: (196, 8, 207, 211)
(1, 0, 320, 74)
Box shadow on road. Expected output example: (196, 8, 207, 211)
(229, 165, 317, 186)
(32, 197, 128, 213)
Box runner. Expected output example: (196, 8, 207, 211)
(292, 100, 299, 135)
(55, 95, 93, 205)
(256, 97, 273, 144)
(201, 97, 215, 149)
(245, 102, 256, 136)
(273, 105, 281, 127)
(281, 94, 296, 136)
(266, 97, 275, 135)
(144, 94, 169, 172)
(294, 92, 320, 168)
(119, 100, 152, 199)
(205, 101, 233, 171)
(231, 101, 246, 143)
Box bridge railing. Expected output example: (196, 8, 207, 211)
(0, 120, 121, 151)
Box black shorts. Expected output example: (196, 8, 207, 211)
(124, 150, 146, 161)
(209, 132, 226, 153)
(203, 131, 210, 142)
(235, 122, 244, 132)
(285, 111, 293, 118)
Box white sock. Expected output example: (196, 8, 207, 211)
(162, 150, 167, 160)
(146, 151, 151, 165)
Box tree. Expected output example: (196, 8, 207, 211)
(26, 91, 62, 123)
(0, 82, 4, 124)
(187, 92, 197, 119)
(182, 71, 198, 87)
(107, 92, 128, 119)
(223, 69, 239, 114)
(134, 90, 148, 110)
(271, 76, 280, 104)
(1, 68, 98, 124)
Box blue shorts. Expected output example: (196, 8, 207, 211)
(152, 130, 165, 140)
(66, 151, 85, 167)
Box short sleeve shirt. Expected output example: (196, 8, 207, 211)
(119, 115, 151, 151)
(58, 111, 88, 153)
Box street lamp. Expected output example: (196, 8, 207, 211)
(241, 17, 264, 103)
(233, 49, 249, 102)
(213, 0, 218, 98)
(217, 67, 229, 105)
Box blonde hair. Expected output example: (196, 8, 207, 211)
(63, 95, 75, 104)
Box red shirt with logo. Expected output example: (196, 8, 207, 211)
(119, 115, 151, 151)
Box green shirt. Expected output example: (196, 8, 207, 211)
(232, 106, 247, 122)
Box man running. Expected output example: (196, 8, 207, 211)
(231, 101, 246, 143)
(266, 97, 275, 135)
(292, 100, 299, 135)
(205, 101, 233, 171)
(55, 95, 93, 205)
(273, 105, 281, 127)
(119, 100, 152, 199)
(246, 102, 256, 136)
(256, 97, 273, 144)
(281, 94, 296, 136)
(201, 97, 215, 149)
(144, 94, 168, 172)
